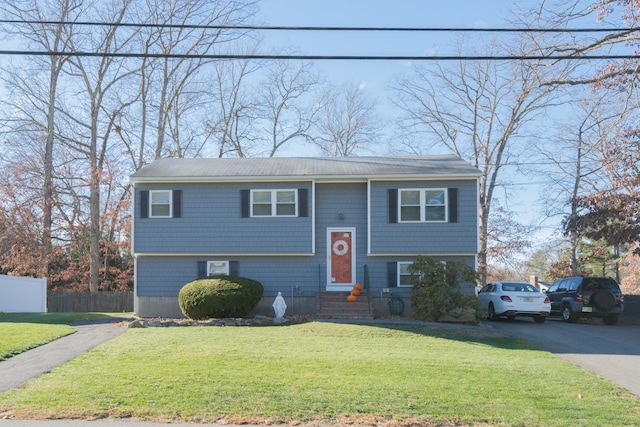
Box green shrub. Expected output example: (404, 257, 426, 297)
(178, 276, 264, 320)
(408, 255, 481, 322)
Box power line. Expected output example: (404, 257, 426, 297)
(0, 19, 638, 33)
(0, 50, 638, 61)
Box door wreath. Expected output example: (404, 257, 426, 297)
(332, 239, 349, 256)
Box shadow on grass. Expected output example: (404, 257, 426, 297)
(0, 312, 130, 325)
(292, 318, 538, 351)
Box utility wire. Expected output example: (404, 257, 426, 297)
(0, 51, 638, 60)
(0, 19, 638, 33)
(1, 20, 637, 60)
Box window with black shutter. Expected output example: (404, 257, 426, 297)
(387, 262, 398, 287)
(241, 188, 308, 217)
(389, 187, 459, 223)
(140, 190, 149, 218)
(139, 189, 181, 218)
(388, 189, 398, 224)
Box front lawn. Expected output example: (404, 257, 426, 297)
(0, 313, 125, 361)
(0, 322, 638, 426)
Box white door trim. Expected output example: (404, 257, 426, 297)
(326, 227, 356, 291)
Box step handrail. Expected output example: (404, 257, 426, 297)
(363, 264, 371, 308)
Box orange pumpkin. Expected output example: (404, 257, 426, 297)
(351, 289, 361, 296)
(347, 295, 357, 302)
(353, 283, 363, 291)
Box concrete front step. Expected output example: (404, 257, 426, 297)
(316, 292, 374, 319)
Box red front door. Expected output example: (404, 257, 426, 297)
(327, 228, 355, 290)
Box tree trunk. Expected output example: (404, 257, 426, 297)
(41, 68, 58, 279)
(89, 104, 100, 293)
(478, 199, 490, 286)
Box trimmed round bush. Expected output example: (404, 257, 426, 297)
(178, 276, 264, 320)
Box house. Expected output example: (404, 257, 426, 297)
(130, 155, 481, 318)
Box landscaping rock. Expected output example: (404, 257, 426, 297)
(439, 308, 477, 324)
(127, 319, 143, 328)
(127, 316, 284, 328)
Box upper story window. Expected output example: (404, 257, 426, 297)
(399, 189, 447, 222)
(150, 190, 172, 218)
(140, 189, 181, 219)
(251, 190, 297, 217)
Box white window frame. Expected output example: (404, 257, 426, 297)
(397, 260, 447, 287)
(149, 190, 172, 218)
(397, 262, 414, 287)
(250, 189, 297, 217)
(398, 188, 447, 223)
(207, 260, 229, 276)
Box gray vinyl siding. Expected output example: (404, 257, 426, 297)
(369, 180, 478, 254)
(315, 183, 369, 287)
(137, 256, 326, 297)
(136, 254, 477, 298)
(134, 182, 313, 254)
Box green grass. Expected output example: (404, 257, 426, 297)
(0, 312, 126, 361)
(0, 322, 639, 426)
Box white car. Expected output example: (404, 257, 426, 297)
(478, 281, 551, 323)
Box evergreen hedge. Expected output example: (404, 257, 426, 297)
(178, 276, 264, 320)
(408, 255, 481, 322)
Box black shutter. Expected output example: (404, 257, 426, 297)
(230, 261, 240, 276)
(388, 189, 398, 223)
(173, 190, 182, 218)
(140, 190, 149, 218)
(387, 262, 398, 287)
(448, 188, 458, 223)
(197, 261, 207, 278)
(241, 190, 250, 217)
(298, 188, 308, 217)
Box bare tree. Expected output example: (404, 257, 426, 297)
(204, 53, 321, 158)
(0, 0, 82, 278)
(312, 81, 382, 157)
(56, 0, 140, 291)
(206, 51, 262, 158)
(391, 39, 570, 285)
(258, 59, 320, 157)
(538, 89, 628, 274)
(535, 1, 640, 86)
(134, 0, 257, 162)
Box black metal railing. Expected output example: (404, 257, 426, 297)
(363, 264, 371, 308)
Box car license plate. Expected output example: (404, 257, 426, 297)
(523, 297, 533, 302)
(582, 306, 592, 313)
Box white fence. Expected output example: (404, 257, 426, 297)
(0, 275, 47, 312)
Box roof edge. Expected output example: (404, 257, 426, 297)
(130, 173, 481, 185)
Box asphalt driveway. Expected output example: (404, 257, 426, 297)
(487, 317, 640, 397)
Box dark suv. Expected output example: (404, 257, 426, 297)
(546, 276, 624, 325)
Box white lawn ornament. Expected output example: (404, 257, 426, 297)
(272, 291, 287, 324)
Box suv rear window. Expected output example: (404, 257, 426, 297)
(582, 277, 620, 293)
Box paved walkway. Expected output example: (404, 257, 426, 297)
(0, 318, 129, 394)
